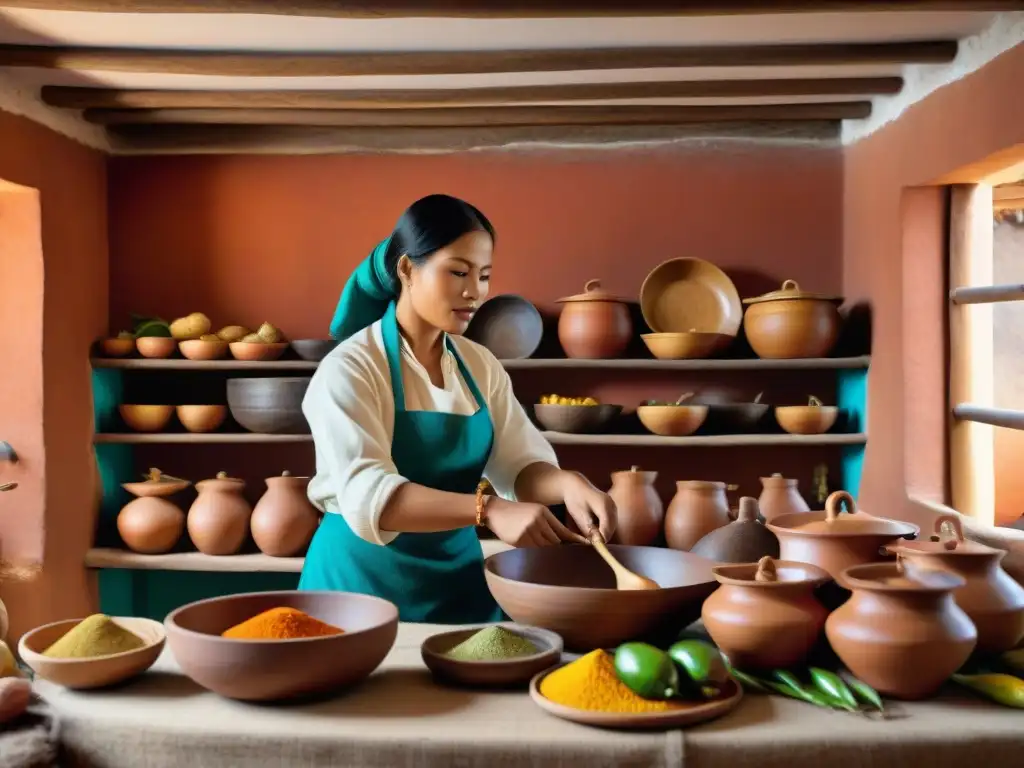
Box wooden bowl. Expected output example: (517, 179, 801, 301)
(484, 544, 717, 652)
(420, 623, 562, 688)
(119, 404, 174, 432)
(229, 342, 288, 361)
(135, 337, 177, 359)
(636, 405, 708, 437)
(18, 617, 165, 690)
(179, 339, 228, 361)
(641, 332, 732, 360)
(164, 590, 398, 702)
(290, 339, 338, 362)
(464, 294, 544, 360)
(226, 377, 311, 434)
(533, 404, 622, 434)
(98, 337, 135, 357)
(640, 258, 742, 335)
(176, 405, 227, 433)
(775, 405, 838, 435)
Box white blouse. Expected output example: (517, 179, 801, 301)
(302, 320, 559, 546)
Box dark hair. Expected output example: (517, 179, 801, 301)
(384, 194, 495, 281)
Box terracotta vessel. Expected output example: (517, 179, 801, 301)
(741, 279, 843, 359)
(117, 468, 189, 554)
(664, 481, 731, 552)
(757, 473, 810, 523)
(251, 471, 321, 557)
(555, 280, 633, 359)
(607, 466, 663, 547)
(703, 556, 830, 670)
(187, 471, 251, 556)
(690, 497, 780, 563)
(826, 561, 976, 700)
(766, 490, 919, 580)
(888, 515, 1024, 653)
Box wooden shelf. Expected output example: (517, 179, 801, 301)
(94, 433, 313, 444)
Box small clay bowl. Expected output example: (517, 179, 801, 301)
(176, 405, 227, 433)
(135, 337, 177, 359)
(290, 339, 338, 362)
(775, 405, 839, 435)
(533, 404, 622, 434)
(98, 337, 135, 357)
(636, 404, 708, 437)
(420, 623, 562, 688)
(641, 332, 732, 360)
(229, 342, 288, 362)
(119, 404, 174, 432)
(179, 339, 229, 361)
(18, 617, 165, 690)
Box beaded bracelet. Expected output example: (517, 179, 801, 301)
(475, 479, 492, 526)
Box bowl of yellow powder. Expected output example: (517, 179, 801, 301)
(18, 614, 165, 690)
(421, 623, 562, 687)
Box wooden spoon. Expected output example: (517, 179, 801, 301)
(589, 530, 660, 590)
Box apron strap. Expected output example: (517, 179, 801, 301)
(446, 338, 487, 412)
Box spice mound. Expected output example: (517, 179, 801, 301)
(444, 626, 539, 662)
(221, 607, 345, 640)
(539, 650, 687, 713)
(43, 614, 145, 659)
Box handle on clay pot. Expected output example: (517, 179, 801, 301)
(934, 514, 965, 550)
(824, 490, 857, 523)
(754, 556, 778, 582)
(584, 279, 602, 293)
(781, 279, 800, 291)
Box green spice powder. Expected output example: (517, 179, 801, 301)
(444, 626, 540, 661)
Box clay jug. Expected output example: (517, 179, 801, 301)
(664, 481, 730, 551)
(758, 473, 810, 523)
(889, 515, 1024, 653)
(117, 468, 189, 554)
(691, 497, 780, 563)
(607, 466, 663, 546)
(825, 561, 976, 700)
(251, 471, 320, 557)
(187, 471, 251, 556)
(703, 556, 830, 670)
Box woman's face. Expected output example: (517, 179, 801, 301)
(399, 229, 493, 335)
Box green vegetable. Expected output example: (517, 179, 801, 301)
(725, 664, 769, 693)
(772, 670, 836, 709)
(952, 673, 1024, 708)
(809, 667, 858, 711)
(839, 670, 885, 711)
(613, 642, 680, 700)
(133, 319, 172, 338)
(667, 640, 730, 692)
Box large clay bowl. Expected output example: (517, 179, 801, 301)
(640, 258, 742, 335)
(641, 332, 732, 360)
(775, 405, 838, 435)
(176, 404, 227, 433)
(465, 294, 544, 360)
(533, 404, 622, 434)
(119, 404, 174, 432)
(19, 617, 165, 690)
(636, 404, 708, 436)
(164, 590, 398, 702)
(484, 544, 717, 651)
(227, 377, 311, 434)
(290, 339, 338, 362)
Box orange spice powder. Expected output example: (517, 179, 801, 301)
(221, 607, 345, 640)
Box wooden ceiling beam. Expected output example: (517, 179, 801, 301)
(0, 41, 956, 76)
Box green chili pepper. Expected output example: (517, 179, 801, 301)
(839, 670, 885, 712)
(766, 680, 835, 709)
(809, 667, 858, 711)
(772, 670, 836, 709)
(952, 673, 1024, 709)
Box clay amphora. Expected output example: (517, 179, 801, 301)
(889, 515, 1024, 653)
(758, 473, 810, 522)
(187, 471, 251, 556)
(117, 468, 189, 554)
(251, 471, 320, 557)
(825, 561, 976, 700)
(691, 497, 780, 563)
(607, 466, 663, 547)
(664, 481, 730, 551)
(703, 556, 830, 670)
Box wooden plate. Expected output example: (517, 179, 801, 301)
(640, 258, 742, 336)
(528, 665, 743, 730)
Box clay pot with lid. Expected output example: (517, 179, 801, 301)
(742, 279, 843, 359)
(703, 556, 830, 670)
(664, 481, 731, 551)
(825, 561, 976, 700)
(187, 471, 251, 556)
(691, 497, 780, 563)
(757, 473, 810, 523)
(251, 471, 321, 557)
(556, 280, 633, 359)
(117, 468, 189, 554)
(887, 515, 1024, 653)
(606, 466, 663, 547)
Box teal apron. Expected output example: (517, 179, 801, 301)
(299, 302, 504, 625)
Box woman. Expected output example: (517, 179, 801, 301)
(298, 194, 617, 624)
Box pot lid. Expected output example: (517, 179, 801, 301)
(712, 556, 830, 587)
(889, 514, 1000, 557)
(838, 561, 966, 593)
(202, 470, 244, 484)
(556, 279, 629, 304)
(768, 490, 919, 538)
(742, 279, 843, 305)
(122, 467, 191, 497)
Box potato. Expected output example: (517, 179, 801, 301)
(169, 312, 212, 341)
(255, 322, 283, 344)
(0, 677, 31, 723)
(241, 333, 263, 343)
(216, 325, 250, 343)
(198, 334, 221, 342)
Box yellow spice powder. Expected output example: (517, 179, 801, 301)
(539, 649, 685, 713)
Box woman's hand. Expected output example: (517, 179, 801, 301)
(560, 472, 617, 542)
(485, 497, 588, 548)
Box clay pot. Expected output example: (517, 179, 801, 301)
(555, 280, 633, 359)
(757, 473, 809, 523)
(888, 514, 1024, 653)
(664, 481, 731, 551)
(775, 396, 839, 435)
(119, 404, 174, 433)
(187, 472, 251, 556)
(607, 466, 663, 547)
(251, 471, 321, 557)
(766, 491, 919, 580)
(742, 279, 843, 359)
(690, 497, 780, 563)
(117, 468, 189, 554)
(826, 561, 976, 700)
(135, 337, 177, 359)
(176, 405, 227, 433)
(703, 556, 830, 670)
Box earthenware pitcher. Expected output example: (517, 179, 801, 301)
(607, 466, 663, 547)
(664, 481, 730, 551)
(757, 473, 809, 523)
(251, 471, 321, 557)
(187, 471, 251, 556)
(117, 468, 189, 555)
